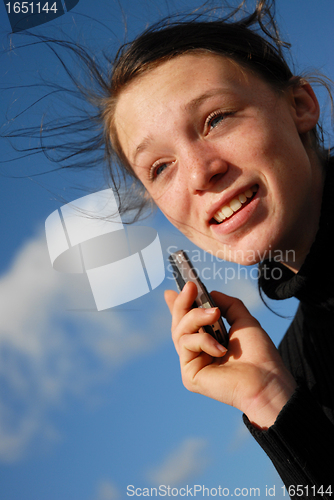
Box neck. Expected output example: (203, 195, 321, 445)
(281, 162, 326, 274)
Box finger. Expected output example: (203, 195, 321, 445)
(169, 281, 199, 331)
(164, 289, 178, 314)
(179, 331, 227, 365)
(172, 306, 221, 350)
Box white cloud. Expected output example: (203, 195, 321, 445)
(146, 437, 209, 486)
(0, 229, 169, 462)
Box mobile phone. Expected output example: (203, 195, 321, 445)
(168, 250, 229, 348)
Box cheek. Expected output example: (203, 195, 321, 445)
(157, 188, 204, 242)
(153, 181, 190, 216)
(246, 115, 306, 192)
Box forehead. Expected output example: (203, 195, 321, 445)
(114, 53, 257, 161)
(115, 52, 248, 114)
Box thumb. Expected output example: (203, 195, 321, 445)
(164, 289, 178, 314)
(210, 291, 261, 329)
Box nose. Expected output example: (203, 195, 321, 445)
(181, 144, 229, 193)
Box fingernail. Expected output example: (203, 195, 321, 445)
(204, 307, 219, 314)
(217, 344, 228, 354)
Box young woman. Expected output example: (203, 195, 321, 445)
(6, 0, 334, 495)
(106, 2, 334, 495)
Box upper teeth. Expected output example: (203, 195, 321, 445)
(213, 185, 258, 223)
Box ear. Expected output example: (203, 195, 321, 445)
(289, 81, 320, 134)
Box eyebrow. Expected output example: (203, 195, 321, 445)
(184, 88, 234, 113)
(132, 88, 234, 163)
(133, 136, 154, 164)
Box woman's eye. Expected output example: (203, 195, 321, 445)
(206, 111, 230, 132)
(150, 161, 171, 181)
(211, 115, 224, 128)
(156, 163, 168, 176)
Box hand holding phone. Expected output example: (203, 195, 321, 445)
(169, 250, 229, 348)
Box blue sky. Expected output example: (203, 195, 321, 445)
(0, 1, 333, 499)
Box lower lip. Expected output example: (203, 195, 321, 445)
(210, 189, 260, 236)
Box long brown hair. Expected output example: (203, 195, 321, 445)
(2, 0, 332, 221)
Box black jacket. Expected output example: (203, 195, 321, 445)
(243, 167, 334, 498)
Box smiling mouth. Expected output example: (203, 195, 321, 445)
(211, 185, 259, 224)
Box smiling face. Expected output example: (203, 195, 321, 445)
(114, 53, 323, 268)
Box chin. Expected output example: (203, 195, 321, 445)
(209, 239, 275, 266)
